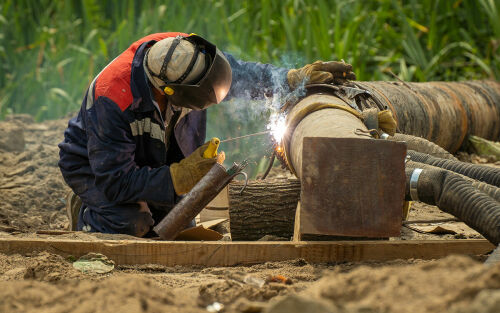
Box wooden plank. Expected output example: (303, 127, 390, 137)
(0, 238, 493, 266)
(175, 226, 222, 241)
(199, 208, 229, 223)
(293, 201, 301, 242)
(199, 219, 227, 229)
(36, 230, 74, 235)
(206, 186, 229, 208)
(300, 137, 406, 237)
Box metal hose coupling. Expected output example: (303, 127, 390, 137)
(409, 168, 424, 201)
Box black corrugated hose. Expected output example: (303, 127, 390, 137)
(408, 150, 500, 187)
(471, 180, 500, 203)
(406, 161, 500, 244)
(389, 133, 457, 160)
(404, 161, 500, 202)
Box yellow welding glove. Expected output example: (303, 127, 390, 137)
(287, 60, 356, 89)
(169, 142, 217, 195)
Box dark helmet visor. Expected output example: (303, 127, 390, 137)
(164, 35, 232, 110)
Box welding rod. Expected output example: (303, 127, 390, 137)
(220, 130, 271, 143)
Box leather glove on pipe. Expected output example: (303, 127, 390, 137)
(169, 141, 217, 195)
(287, 60, 356, 89)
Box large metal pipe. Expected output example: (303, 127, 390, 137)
(357, 80, 500, 152)
(283, 94, 369, 177)
(282, 80, 500, 176)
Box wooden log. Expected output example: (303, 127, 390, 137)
(0, 237, 493, 266)
(228, 178, 300, 241)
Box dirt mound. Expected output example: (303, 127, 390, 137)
(1, 254, 499, 313)
(0, 251, 82, 281)
(265, 255, 500, 313)
(198, 279, 290, 307)
(0, 115, 70, 232)
(196, 260, 316, 307)
(0, 275, 195, 313)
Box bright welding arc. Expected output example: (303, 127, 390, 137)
(267, 113, 287, 145)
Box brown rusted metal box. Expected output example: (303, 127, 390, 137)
(298, 137, 406, 238)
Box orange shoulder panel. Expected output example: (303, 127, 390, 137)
(94, 32, 188, 111)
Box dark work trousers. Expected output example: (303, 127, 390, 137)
(77, 130, 195, 237)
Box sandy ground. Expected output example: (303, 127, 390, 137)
(1, 251, 500, 313)
(0, 115, 499, 312)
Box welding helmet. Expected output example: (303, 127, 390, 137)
(144, 34, 232, 110)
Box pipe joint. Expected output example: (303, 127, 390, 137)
(380, 132, 390, 140)
(409, 168, 423, 201)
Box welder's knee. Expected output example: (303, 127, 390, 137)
(79, 203, 154, 237)
(126, 211, 154, 237)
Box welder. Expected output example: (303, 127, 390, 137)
(58, 32, 355, 237)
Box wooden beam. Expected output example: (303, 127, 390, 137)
(199, 208, 229, 223)
(293, 201, 301, 242)
(299, 137, 406, 238)
(206, 186, 229, 209)
(0, 238, 493, 266)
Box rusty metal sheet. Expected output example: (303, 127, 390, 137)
(300, 137, 406, 237)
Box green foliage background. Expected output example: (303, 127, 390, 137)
(1, 0, 499, 174)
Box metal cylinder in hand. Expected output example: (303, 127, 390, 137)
(153, 163, 230, 240)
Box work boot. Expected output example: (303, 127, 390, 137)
(65, 191, 82, 231)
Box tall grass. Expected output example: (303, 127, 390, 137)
(0, 0, 499, 175)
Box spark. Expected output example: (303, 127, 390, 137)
(267, 113, 287, 144)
